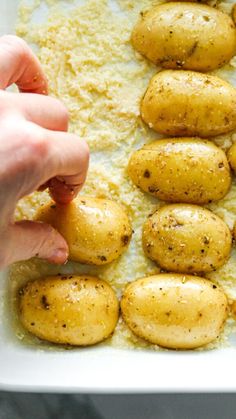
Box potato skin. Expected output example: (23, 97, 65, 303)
(141, 70, 236, 137)
(19, 275, 119, 346)
(142, 204, 232, 274)
(128, 138, 231, 204)
(35, 196, 132, 265)
(132, 3, 236, 71)
(227, 142, 236, 173)
(232, 4, 236, 26)
(121, 274, 228, 349)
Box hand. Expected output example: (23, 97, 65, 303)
(0, 35, 89, 268)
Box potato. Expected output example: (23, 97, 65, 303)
(233, 220, 236, 243)
(19, 275, 119, 346)
(232, 4, 236, 25)
(121, 274, 228, 349)
(35, 196, 132, 265)
(142, 204, 232, 274)
(132, 3, 236, 71)
(128, 138, 231, 204)
(141, 70, 236, 137)
(230, 300, 236, 319)
(227, 142, 236, 173)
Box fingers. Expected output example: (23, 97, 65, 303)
(4, 91, 69, 131)
(2, 220, 69, 267)
(44, 129, 90, 204)
(0, 35, 48, 94)
(0, 117, 89, 204)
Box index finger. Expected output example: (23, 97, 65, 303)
(0, 35, 48, 94)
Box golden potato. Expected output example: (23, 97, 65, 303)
(142, 204, 232, 274)
(132, 3, 236, 71)
(141, 70, 236, 137)
(19, 275, 119, 346)
(232, 4, 236, 25)
(230, 300, 236, 318)
(121, 274, 228, 349)
(227, 142, 236, 173)
(233, 220, 236, 242)
(35, 196, 132, 265)
(128, 138, 231, 204)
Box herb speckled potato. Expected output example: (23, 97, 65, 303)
(132, 3, 236, 71)
(227, 142, 236, 173)
(232, 4, 236, 25)
(142, 204, 232, 274)
(35, 196, 132, 265)
(141, 70, 236, 137)
(128, 138, 231, 204)
(19, 275, 119, 346)
(121, 274, 228, 349)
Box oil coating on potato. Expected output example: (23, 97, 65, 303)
(227, 142, 236, 173)
(35, 196, 132, 265)
(121, 274, 228, 349)
(132, 3, 236, 71)
(19, 275, 119, 346)
(141, 70, 236, 137)
(128, 138, 231, 204)
(233, 220, 236, 243)
(232, 3, 236, 25)
(142, 204, 232, 274)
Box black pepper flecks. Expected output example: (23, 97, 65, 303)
(143, 169, 151, 178)
(148, 186, 159, 194)
(98, 255, 107, 262)
(41, 295, 50, 310)
(121, 235, 130, 246)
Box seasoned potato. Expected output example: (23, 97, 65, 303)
(35, 196, 132, 265)
(121, 274, 228, 349)
(128, 138, 231, 204)
(132, 3, 236, 71)
(227, 142, 236, 172)
(230, 300, 236, 318)
(142, 204, 232, 274)
(19, 275, 119, 346)
(141, 70, 236, 137)
(233, 220, 236, 242)
(232, 4, 236, 25)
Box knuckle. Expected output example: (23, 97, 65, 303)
(54, 99, 69, 130)
(18, 125, 49, 166)
(80, 138, 90, 169)
(27, 133, 49, 162)
(0, 35, 29, 60)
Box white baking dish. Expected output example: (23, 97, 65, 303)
(1, 260, 236, 393)
(1, 0, 236, 393)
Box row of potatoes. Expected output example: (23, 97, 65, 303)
(128, 1, 236, 348)
(18, 2, 236, 350)
(18, 200, 233, 349)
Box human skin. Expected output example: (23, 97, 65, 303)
(0, 35, 89, 268)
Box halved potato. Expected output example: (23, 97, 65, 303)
(121, 274, 228, 349)
(19, 275, 119, 346)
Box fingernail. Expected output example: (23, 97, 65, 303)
(49, 248, 68, 264)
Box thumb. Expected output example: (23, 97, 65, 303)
(5, 220, 68, 266)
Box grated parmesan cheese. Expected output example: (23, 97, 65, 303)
(8, 0, 236, 350)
